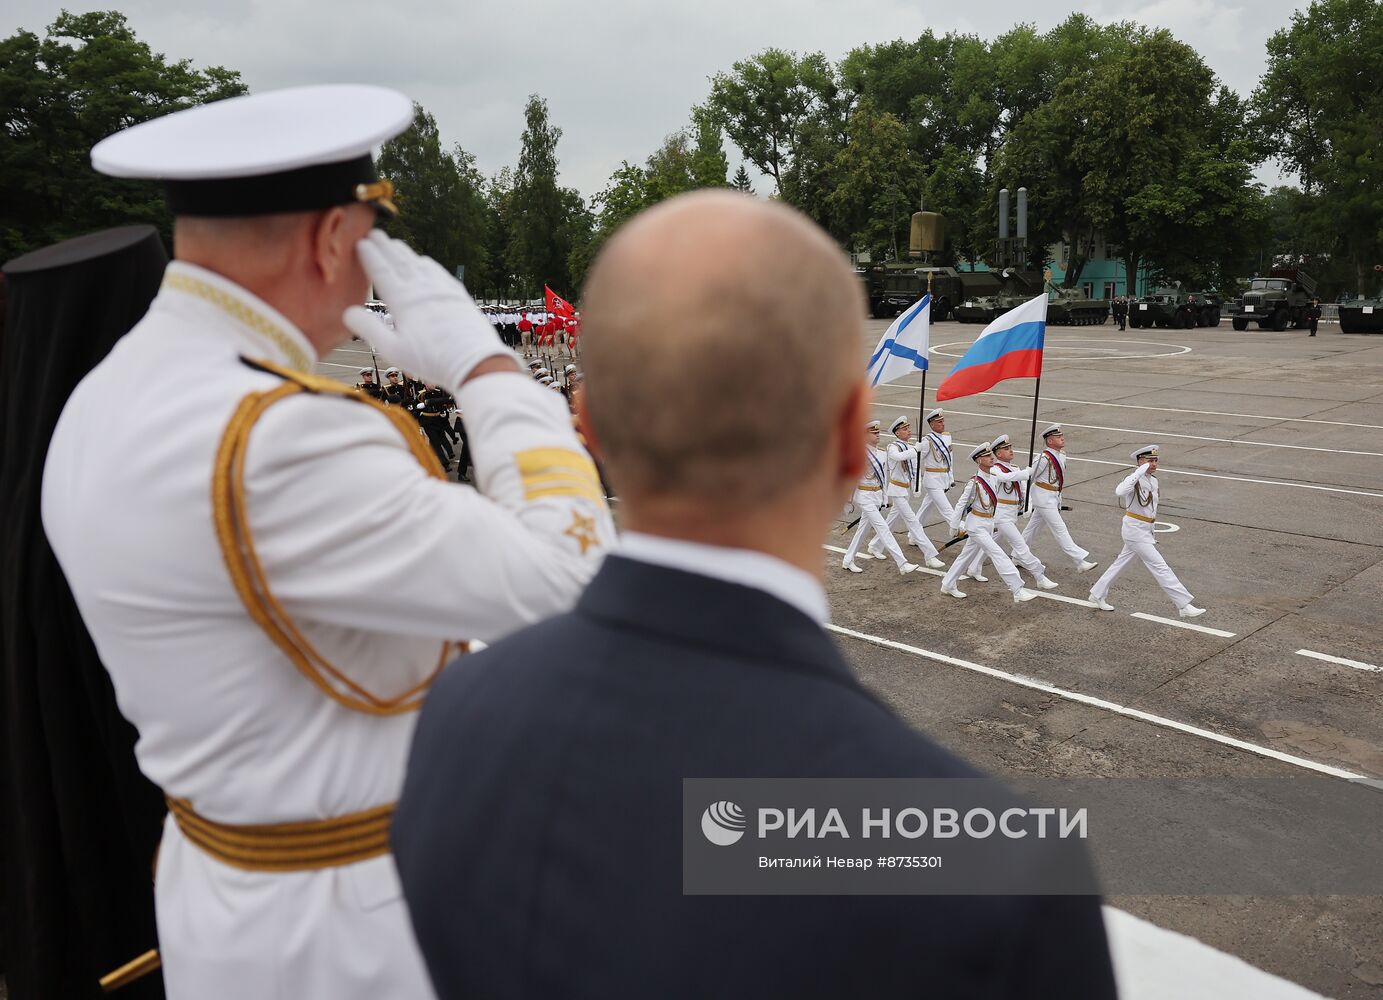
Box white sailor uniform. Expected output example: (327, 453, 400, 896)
(1088, 463, 1194, 609)
(916, 428, 956, 527)
(843, 447, 911, 569)
(1021, 446, 1092, 567)
(958, 459, 1047, 581)
(42, 262, 613, 1000)
(870, 439, 940, 559)
(940, 469, 1027, 596)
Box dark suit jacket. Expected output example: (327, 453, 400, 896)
(394, 556, 1116, 999)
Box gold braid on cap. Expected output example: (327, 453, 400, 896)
(212, 358, 456, 715)
(355, 179, 398, 215)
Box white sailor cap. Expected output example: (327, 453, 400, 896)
(1041, 423, 1063, 438)
(969, 442, 993, 461)
(536, 367, 551, 377)
(549, 382, 564, 391)
(991, 433, 1012, 450)
(925, 407, 944, 423)
(865, 419, 882, 432)
(90, 85, 412, 218)
(359, 367, 372, 375)
(889, 415, 910, 433)
(539, 376, 555, 385)
(564, 364, 578, 375)
(1132, 443, 1160, 462)
(526, 358, 542, 369)
(385, 366, 401, 376)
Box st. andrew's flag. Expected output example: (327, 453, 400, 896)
(865, 294, 930, 387)
(935, 293, 1047, 401)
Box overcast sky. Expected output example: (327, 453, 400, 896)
(5, 0, 1302, 197)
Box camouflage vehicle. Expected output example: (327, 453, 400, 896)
(1338, 298, 1383, 334)
(1231, 268, 1315, 331)
(1046, 286, 1111, 326)
(953, 269, 1043, 324)
(855, 261, 981, 322)
(1129, 287, 1222, 329)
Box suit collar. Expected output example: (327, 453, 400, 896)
(576, 556, 858, 687)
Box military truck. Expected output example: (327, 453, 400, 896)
(953, 269, 1045, 324)
(1231, 269, 1315, 331)
(855, 261, 980, 322)
(1046, 286, 1111, 326)
(1338, 298, 1383, 334)
(1129, 287, 1222, 329)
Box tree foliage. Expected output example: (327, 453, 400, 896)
(0, 10, 245, 261)
(505, 94, 588, 298)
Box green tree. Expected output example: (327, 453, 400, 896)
(731, 164, 755, 194)
(1253, 0, 1383, 294)
(824, 99, 923, 257)
(690, 105, 729, 188)
(506, 95, 585, 297)
(0, 10, 245, 260)
(376, 103, 489, 288)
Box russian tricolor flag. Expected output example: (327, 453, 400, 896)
(935, 293, 1047, 401)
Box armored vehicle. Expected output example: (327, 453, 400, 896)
(1129, 288, 1222, 328)
(1231, 269, 1315, 331)
(1046, 286, 1110, 326)
(954, 269, 1043, 324)
(1338, 298, 1383, 334)
(856, 261, 979, 322)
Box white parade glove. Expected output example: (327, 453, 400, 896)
(343, 230, 514, 392)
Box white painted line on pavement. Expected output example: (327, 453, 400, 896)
(888, 384, 1383, 433)
(824, 622, 1373, 784)
(1295, 649, 1381, 673)
(875, 431, 1383, 499)
(874, 402, 1383, 458)
(1130, 612, 1236, 638)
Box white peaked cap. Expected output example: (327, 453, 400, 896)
(865, 419, 882, 431)
(1041, 423, 1063, 438)
(991, 433, 1012, 449)
(889, 415, 910, 433)
(92, 84, 413, 180)
(925, 407, 944, 423)
(969, 442, 993, 461)
(1132, 444, 1160, 461)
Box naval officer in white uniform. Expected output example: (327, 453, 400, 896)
(1020, 423, 1097, 573)
(841, 420, 918, 575)
(868, 415, 944, 568)
(939, 442, 1036, 603)
(954, 433, 1058, 590)
(914, 407, 956, 529)
(1088, 445, 1204, 617)
(42, 85, 613, 999)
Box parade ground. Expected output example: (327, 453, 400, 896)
(319, 318, 1383, 998)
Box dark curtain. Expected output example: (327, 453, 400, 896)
(1, 226, 170, 999)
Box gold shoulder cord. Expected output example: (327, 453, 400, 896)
(212, 357, 453, 715)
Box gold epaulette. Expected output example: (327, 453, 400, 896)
(213, 356, 455, 716)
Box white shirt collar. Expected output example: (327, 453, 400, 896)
(618, 532, 829, 625)
(160, 261, 319, 372)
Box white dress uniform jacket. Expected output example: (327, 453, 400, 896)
(1021, 447, 1092, 567)
(959, 460, 1045, 579)
(874, 441, 940, 559)
(41, 262, 613, 999)
(941, 469, 1027, 595)
(1088, 465, 1193, 609)
(843, 447, 909, 568)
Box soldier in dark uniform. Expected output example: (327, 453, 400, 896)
(1308, 298, 1321, 337)
(1113, 295, 1127, 331)
(415, 384, 457, 470)
(356, 367, 385, 402)
(381, 367, 411, 407)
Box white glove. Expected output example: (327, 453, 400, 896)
(343, 231, 513, 392)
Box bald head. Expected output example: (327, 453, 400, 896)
(581, 191, 865, 508)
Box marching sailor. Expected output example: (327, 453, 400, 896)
(939, 442, 1036, 603)
(915, 407, 956, 530)
(1088, 445, 1204, 617)
(1020, 423, 1098, 573)
(356, 366, 386, 401)
(42, 85, 613, 999)
(841, 419, 919, 575)
(956, 433, 1058, 590)
(868, 415, 944, 568)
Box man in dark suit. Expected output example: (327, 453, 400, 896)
(393, 191, 1117, 999)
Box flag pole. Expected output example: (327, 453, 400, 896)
(1021, 375, 1041, 514)
(913, 369, 927, 491)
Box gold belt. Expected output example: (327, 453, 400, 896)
(1036, 482, 1060, 491)
(925, 467, 949, 473)
(997, 498, 1019, 505)
(858, 484, 882, 491)
(1125, 511, 1155, 523)
(969, 510, 994, 519)
(167, 797, 394, 872)
(889, 479, 911, 488)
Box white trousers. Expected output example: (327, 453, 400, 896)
(844, 499, 909, 567)
(873, 496, 940, 558)
(941, 523, 1024, 594)
(1088, 532, 1193, 609)
(1022, 503, 1090, 566)
(916, 486, 955, 528)
(963, 516, 1045, 578)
